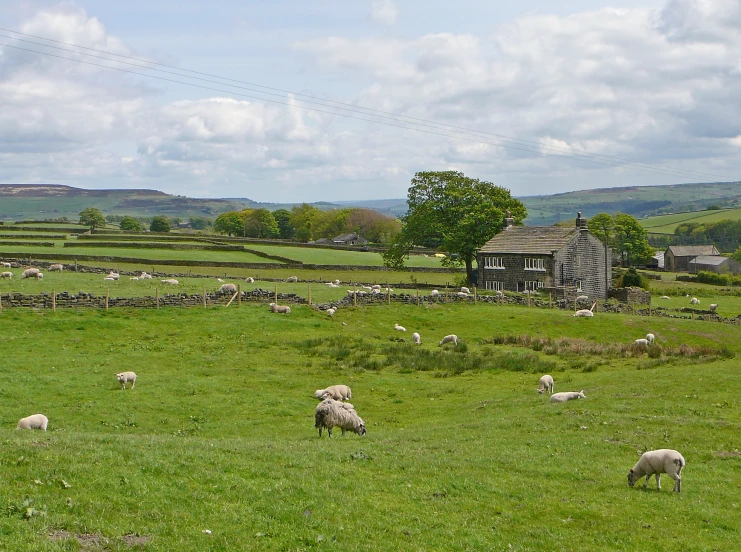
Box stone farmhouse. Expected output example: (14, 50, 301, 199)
(476, 212, 610, 299)
(664, 245, 720, 272)
(688, 255, 741, 275)
(332, 232, 368, 246)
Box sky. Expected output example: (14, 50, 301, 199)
(1, 0, 740, 202)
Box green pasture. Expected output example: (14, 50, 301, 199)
(640, 208, 741, 234)
(1, 304, 740, 551)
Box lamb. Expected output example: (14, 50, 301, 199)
(439, 334, 458, 346)
(269, 303, 291, 314)
(690, 297, 700, 304)
(107, 272, 120, 280)
(456, 292, 469, 298)
(315, 398, 366, 437)
(573, 309, 594, 317)
(661, 296, 671, 300)
(285, 276, 298, 283)
(140, 272, 152, 279)
(709, 304, 718, 312)
(1, 262, 11, 268)
(412, 332, 421, 345)
(48, 263, 64, 272)
(628, 449, 685, 492)
(430, 290, 439, 296)
(576, 295, 589, 302)
(21, 268, 40, 279)
(217, 278, 224, 283)
(218, 283, 237, 294)
(461, 287, 470, 294)
(104, 277, 116, 281)
(646, 333, 655, 344)
(394, 323, 406, 331)
(0, 271, 12, 279)
(246, 277, 255, 283)
(371, 284, 381, 291)
(161, 279, 179, 285)
(549, 390, 585, 403)
(116, 371, 137, 390)
(634, 338, 649, 347)
(16, 414, 48, 431)
(36, 273, 43, 280)
(326, 308, 336, 316)
(537, 375, 554, 394)
(314, 384, 352, 401)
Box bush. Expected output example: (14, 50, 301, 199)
(617, 267, 649, 289)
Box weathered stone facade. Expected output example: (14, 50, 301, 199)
(664, 245, 719, 272)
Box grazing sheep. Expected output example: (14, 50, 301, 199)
(1, 271, 12, 279)
(217, 278, 224, 283)
(461, 287, 471, 294)
(1, 261, 11, 268)
(412, 332, 421, 345)
(537, 375, 554, 394)
(107, 272, 120, 280)
(48, 263, 64, 272)
(218, 283, 237, 294)
(116, 371, 137, 390)
(690, 297, 700, 304)
(430, 289, 439, 296)
(394, 323, 406, 332)
(269, 303, 291, 314)
(140, 272, 152, 279)
(573, 309, 594, 317)
(16, 414, 48, 431)
(661, 296, 671, 300)
(286, 276, 298, 283)
(628, 449, 685, 492)
(104, 277, 116, 281)
(315, 399, 366, 437)
(549, 391, 585, 403)
(36, 273, 43, 280)
(646, 333, 655, 344)
(576, 295, 589, 302)
(495, 290, 504, 297)
(246, 277, 255, 283)
(161, 279, 179, 285)
(371, 284, 381, 291)
(634, 338, 649, 347)
(709, 304, 718, 312)
(456, 292, 469, 298)
(439, 334, 458, 346)
(21, 268, 40, 279)
(314, 384, 352, 401)
(326, 308, 336, 316)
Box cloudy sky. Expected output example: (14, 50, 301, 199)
(1, 0, 739, 201)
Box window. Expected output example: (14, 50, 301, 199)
(485, 280, 504, 291)
(484, 256, 504, 269)
(524, 258, 545, 271)
(524, 280, 545, 291)
(575, 280, 582, 291)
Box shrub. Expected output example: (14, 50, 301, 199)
(618, 267, 649, 289)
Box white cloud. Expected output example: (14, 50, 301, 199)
(371, 0, 399, 25)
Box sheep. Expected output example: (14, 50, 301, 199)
(439, 334, 458, 346)
(456, 292, 469, 298)
(412, 332, 421, 345)
(246, 277, 255, 283)
(628, 449, 685, 492)
(334, 279, 341, 285)
(326, 308, 336, 316)
(1, 271, 12, 279)
(48, 263, 64, 272)
(107, 272, 120, 280)
(140, 272, 152, 279)
(646, 333, 655, 344)
(315, 398, 366, 437)
(1, 261, 11, 268)
(16, 414, 48, 431)
(217, 278, 224, 283)
(286, 276, 298, 283)
(129, 277, 139, 281)
(161, 279, 179, 285)
(537, 375, 554, 394)
(661, 296, 671, 300)
(573, 309, 594, 317)
(218, 283, 237, 294)
(576, 295, 589, 302)
(461, 287, 471, 294)
(104, 277, 116, 281)
(549, 390, 585, 403)
(269, 303, 291, 314)
(37, 273, 43, 280)
(709, 304, 718, 312)
(21, 268, 40, 279)
(394, 323, 406, 332)
(634, 338, 649, 347)
(116, 371, 137, 390)
(314, 384, 352, 401)
(690, 297, 700, 304)
(430, 289, 439, 296)
(371, 284, 381, 291)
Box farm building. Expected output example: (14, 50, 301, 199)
(688, 255, 741, 274)
(664, 245, 720, 272)
(332, 233, 368, 246)
(476, 212, 610, 299)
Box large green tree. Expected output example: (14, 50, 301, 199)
(119, 216, 142, 232)
(273, 209, 293, 239)
(150, 216, 171, 233)
(383, 171, 527, 284)
(214, 211, 244, 236)
(243, 208, 279, 238)
(78, 207, 106, 232)
(589, 212, 654, 267)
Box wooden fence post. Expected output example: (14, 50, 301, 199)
(354, 290, 357, 307)
(528, 292, 531, 308)
(274, 285, 278, 304)
(387, 284, 390, 306)
(308, 284, 311, 306)
(473, 287, 477, 305)
(203, 287, 207, 308)
(105, 287, 109, 311)
(0, 293, 3, 315)
(237, 284, 241, 307)
(52, 289, 56, 312)
(156, 287, 159, 310)
(549, 292, 552, 309)
(416, 289, 419, 305)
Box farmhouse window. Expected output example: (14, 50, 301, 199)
(485, 280, 504, 291)
(484, 257, 504, 269)
(576, 280, 583, 291)
(524, 258, 545, 271)
(525, 280, 544, 291)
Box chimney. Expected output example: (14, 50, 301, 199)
(504, 210, 514, 229)
(576, 211, 588, 231)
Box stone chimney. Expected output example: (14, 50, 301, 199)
(504, 210, 515, 229)
(576, 211, 588, 231)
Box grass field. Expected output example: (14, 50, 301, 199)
(640, 208, 741, 234)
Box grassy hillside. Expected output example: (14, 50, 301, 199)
(639, 207, 741, 234)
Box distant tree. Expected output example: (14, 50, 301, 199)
(150, 216, 171, 233)
(214, 211, 244, 236)
(119, 216, 142, 232)
(290, 204, 321, 242)
(243, 209, 279, 238)
(273, 209, 293, 239)
(383, 171, 526, 284)
(614, 213, 654, 266)
(78, 207, 106, 232)
(345, 208, 401, 243)
(189, 216, 211, 230)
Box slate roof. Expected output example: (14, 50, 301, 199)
(478, 226, 578, 255)
(688, 255, 733, 266)
(666, 245, 719, 257)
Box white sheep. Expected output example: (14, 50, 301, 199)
(269, 303, 291, 314)
(104, 277, 116, 281)
(394, 323, 406, 332)
(48, 263, 64, 272)
(37, 273, 43, 280)
(161, 279, 179, 285)
(16, 414, 48, 431)
(430, 290, 439, 296)
(286, 276, 298, 283)
(314, 384, 352, 401)
(371, 284, 381, 291)
(0, 271, 12, 279)
(456, 292, 469, 298)
(461, 287, 471, 294)
(140, 272, 152, 279)
(573, 309, 594, 317)
(129, 277, 139, 281)
(537, 375, 554, 394)
(439, 334, 458, 346)
(576, 295, 589, 302)
(218, 283, 237, 294)
(217, 278, 224, 283)
(21, 268, 40, 279)
(646, 333, 655, 344)
(116, 371, 137, 389)
(246, 277, 255, 283)
(107, 272, 120, 280)
(326, 308, 336, 316)
(1, 261, 11, 268)
(661, 296, 671, 300)
(709, 304, 718, 312)
(412, 332, 421, 345)
(690, 297, 700, 304)
(634, 338, 649, 347)
(549, 390, 585, 403)
(628, 449, 685, 492)
(315, 399, 366, 437)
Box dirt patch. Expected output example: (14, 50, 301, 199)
(49, 531, 151, 548)
(716, 451, 741, 458)
(123, 534, 151, 546)
(30, 441, 50, 448)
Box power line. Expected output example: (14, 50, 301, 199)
(0, 30, 732, 181)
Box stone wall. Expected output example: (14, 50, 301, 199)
(608, 286, 651, 305)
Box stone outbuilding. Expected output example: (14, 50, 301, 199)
(664, 245, 720, 272)
(476, 212, 610, 299)
(331, 233, 368, 246)
(688, 255, 741, 275)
